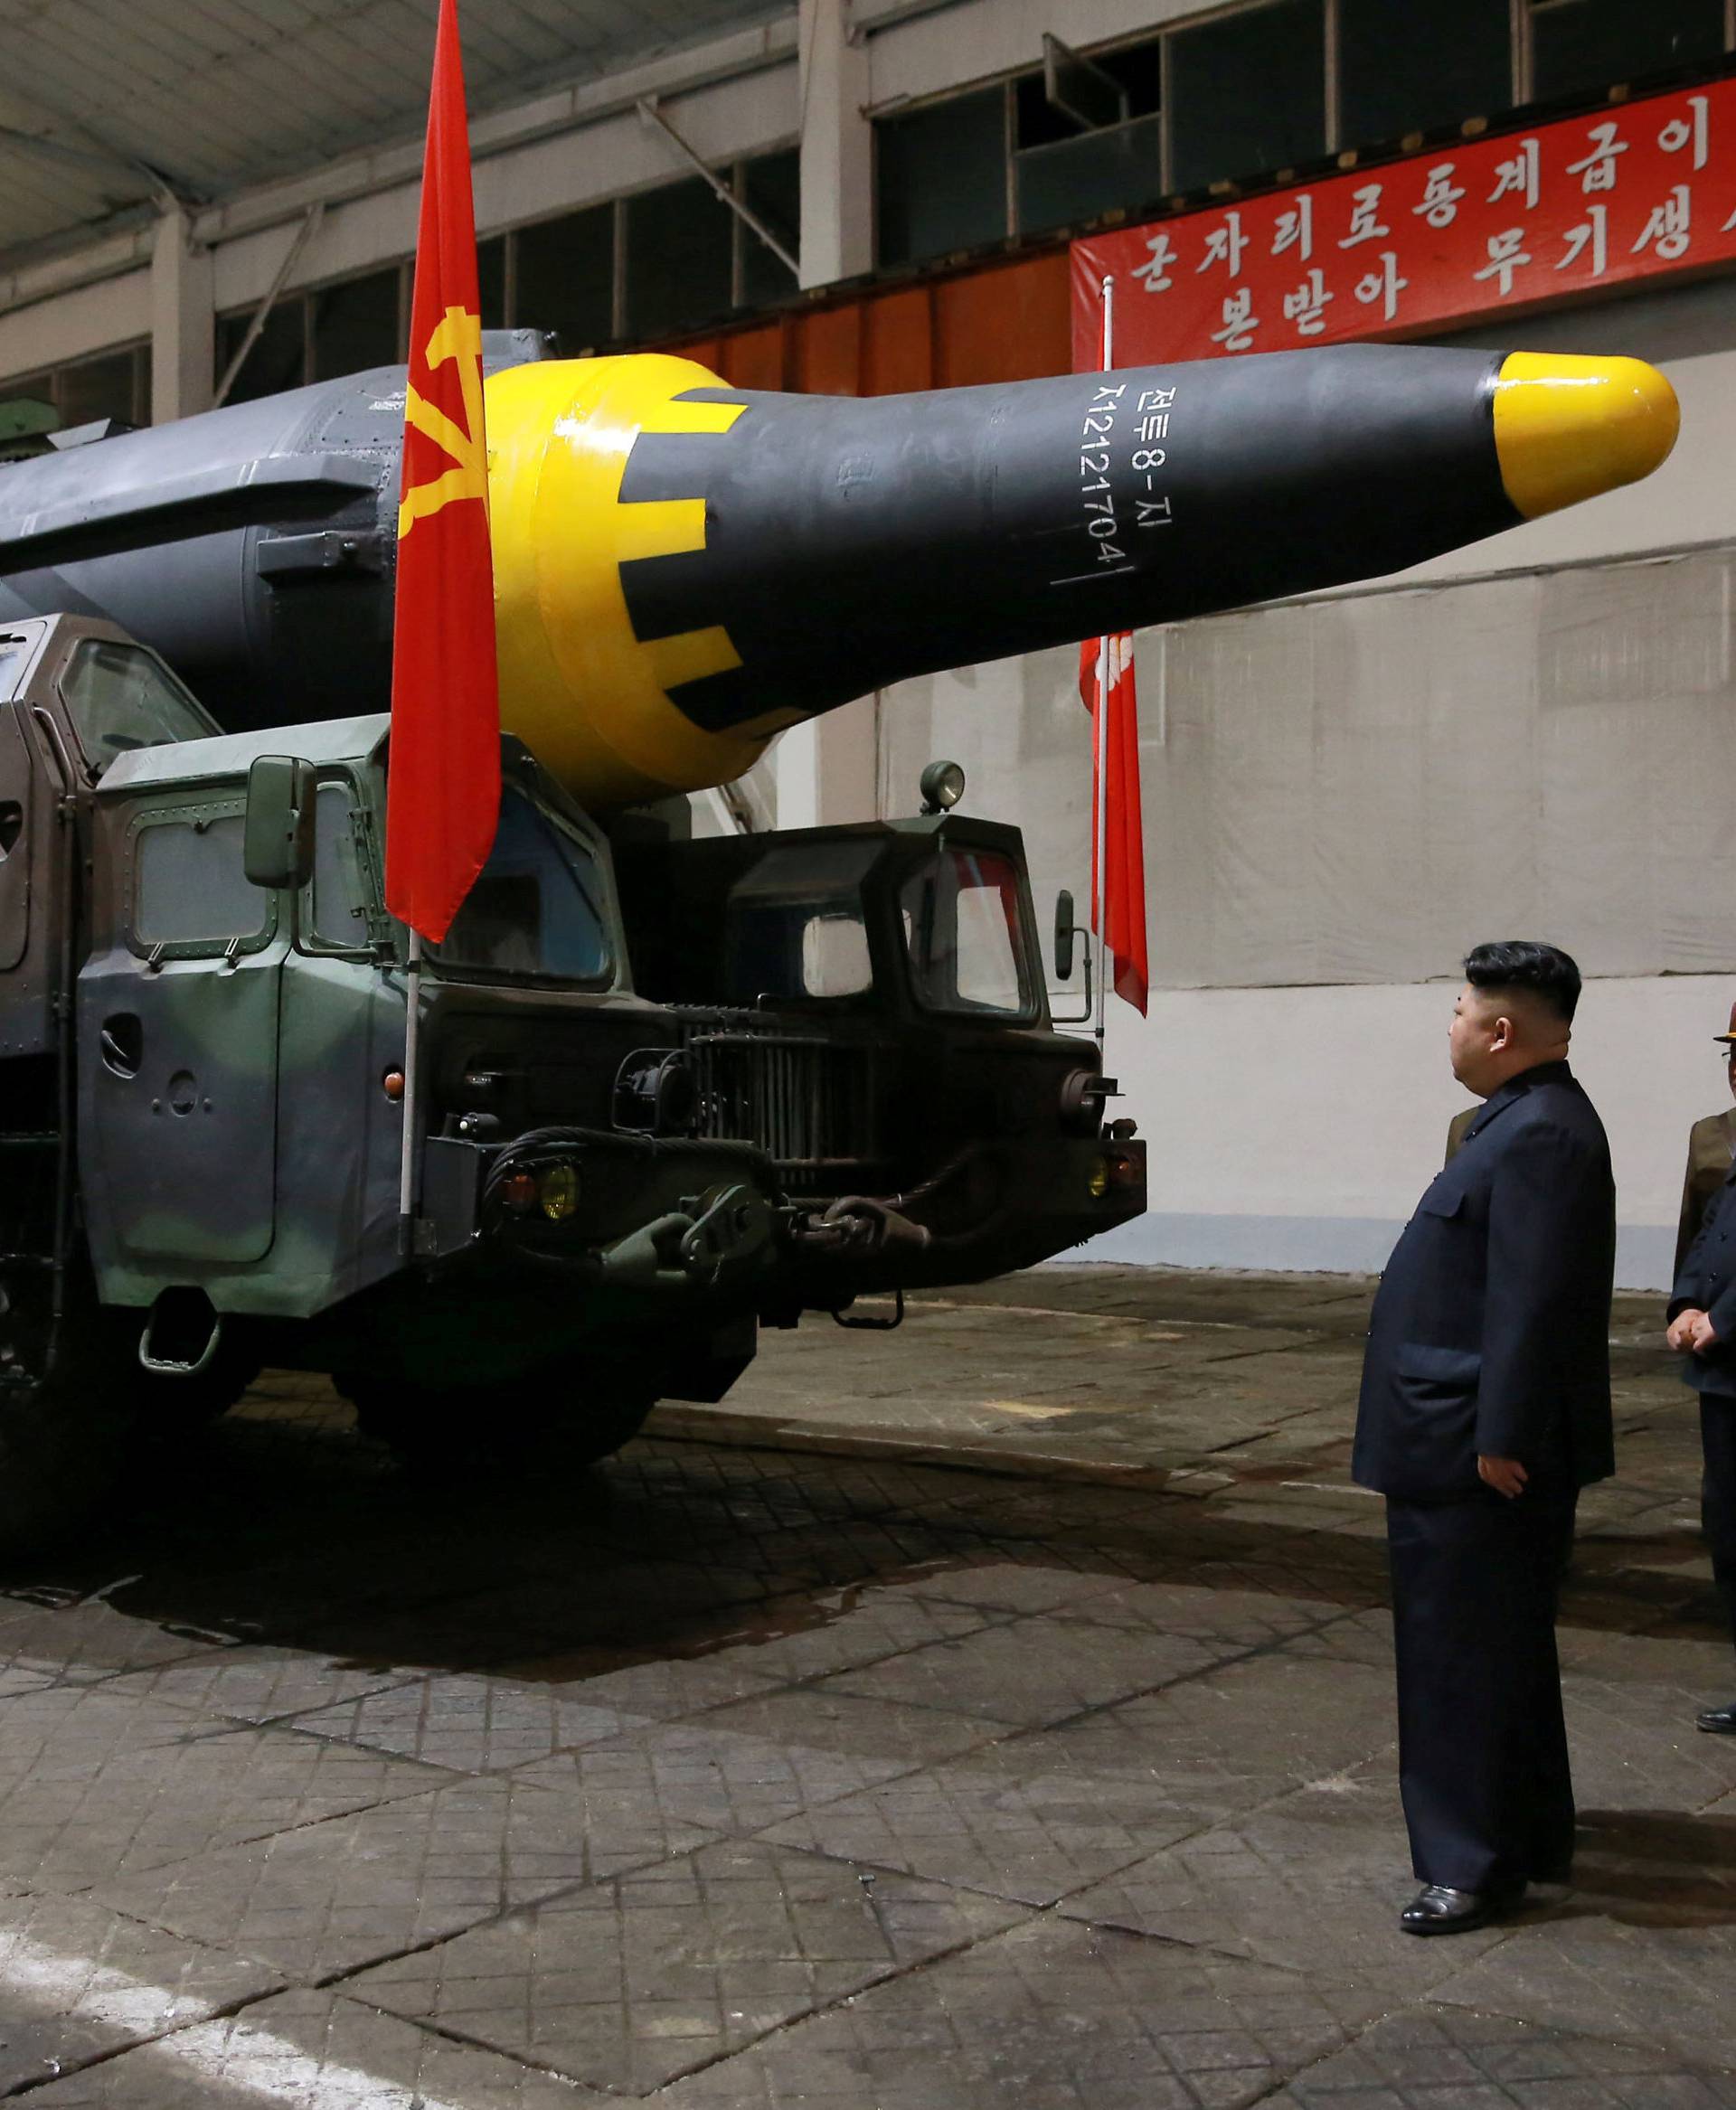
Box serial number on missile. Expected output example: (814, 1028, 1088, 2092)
(1066, 381, 1180, 580)
(1079, 383, 1128, 565)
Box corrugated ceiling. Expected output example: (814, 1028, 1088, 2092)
(0, 0, 787, 260)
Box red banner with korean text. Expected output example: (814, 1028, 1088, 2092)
(1072, 76, 1734, 370)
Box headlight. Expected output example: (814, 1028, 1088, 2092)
(1087, 1160, 1110, 1200)
(538, 1163, 580, 1221)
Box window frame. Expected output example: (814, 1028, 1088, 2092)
(53, 635, 220, 781)
(124, 794, 278, 964)
(421, 785, 618, 993)
(297, 768, 383, 961)
(899, 838, 1042, 1026)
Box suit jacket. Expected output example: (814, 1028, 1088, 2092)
(1354, 1060, 1617, 1500)
(1668, 1161, 1736, 1399)
(1675, 1107, 1736, 1276)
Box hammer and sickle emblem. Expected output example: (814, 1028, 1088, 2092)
(397, 305, 487, 539)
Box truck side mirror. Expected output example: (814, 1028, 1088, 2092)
(243, 754, 315, 890)
(1053, 889, 1075, 983)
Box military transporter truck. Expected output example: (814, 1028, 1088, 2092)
(0, 334, 1679, 1541)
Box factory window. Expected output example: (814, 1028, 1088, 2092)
(217, 302, 305, 406)
(867, 0, 1736, 270)
(1167, 0, 1326, 193)
(1338, 0, 1512, 142)
(310, 267, 401, 384)
(877, 88, 1008, 267)
(515, 203, 615, 351)
(739, 148, 800, 309)
(1014, 37, 1165, 239)
(1530, 0, 1725, 101)
(623, 174, 736, 341)
(0, 343, 150, 440)
(212, 146, 797, 389)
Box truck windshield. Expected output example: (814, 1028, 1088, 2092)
(901, 844, 1034, 1018)
(723, 840, 879, 1004)
(59, 638, 214, 777)
(430, 787, 610, 984)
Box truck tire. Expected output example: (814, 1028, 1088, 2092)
(0, 1259, 138, 1553)
(342, 1376, 656, 1477)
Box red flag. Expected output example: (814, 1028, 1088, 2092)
(384, 0, 499, 943)
(1079, 634, 1149, 1015)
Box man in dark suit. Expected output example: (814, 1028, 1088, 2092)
(1665, 1041, 1736, 1730)
(1355, 940, 1615, 1936)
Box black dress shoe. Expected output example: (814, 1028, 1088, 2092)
(1696, 1702, 1736, 1734)
(1399, 1881, 1526, 1936)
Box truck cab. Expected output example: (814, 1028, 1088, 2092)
(0, 612, 1143, 1531)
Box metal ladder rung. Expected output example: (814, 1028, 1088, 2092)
(0, 1133, 59, 1150)
(0, 1253, 54, 1270)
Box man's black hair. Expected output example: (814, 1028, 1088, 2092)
(1463, 940, 1581, 1025)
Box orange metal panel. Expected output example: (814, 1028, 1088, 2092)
(716, 321, 790, 391)
(860, 284, 934, 396)
(932, 252, 1071, 388)
(793, 302, 863, 397)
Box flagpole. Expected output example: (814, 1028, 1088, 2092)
(398, 929, 422, 1257)
(1094, 270, 1113, 1053)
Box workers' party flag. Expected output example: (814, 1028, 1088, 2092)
(1079, 633, 1149, 1016)
(385, 0, 499, 944)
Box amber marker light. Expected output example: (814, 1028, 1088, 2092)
(1492, 353, 1679, 520)
(382, 1069, 406, 1101)
(539, 1163, 580, 1221)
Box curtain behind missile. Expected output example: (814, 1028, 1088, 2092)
(385, 0, 500, 943)
(1080, 634, 1150, 1015)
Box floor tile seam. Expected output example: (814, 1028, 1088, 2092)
(156, 1710, 483, 1793)
(314, 1988, 620, 2101)
(303, 1833, 741, 1999)
(1385, 1987, 1736, 2080)
(0, 1972, 299, 2104)
(71, 1771, 524, 1912)
(629, 1909, 1065, 2096)
(334, 1901, 1039, 2103)
(14, 1641, 255, 1700)
(647, 1737, 1026, 1840)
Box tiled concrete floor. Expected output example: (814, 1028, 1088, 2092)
(0, 1266, 1731, 2106)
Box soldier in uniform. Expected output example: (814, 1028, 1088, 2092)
(1665, 1008, 1736, 1731)
(1676, 1002, 1736, 1273)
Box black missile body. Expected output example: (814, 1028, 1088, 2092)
(0, 337, 1676, 803)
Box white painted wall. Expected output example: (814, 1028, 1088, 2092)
(1089, 975, 1729, 1290)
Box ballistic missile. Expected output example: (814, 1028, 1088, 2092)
(0, 338, 1676, 806)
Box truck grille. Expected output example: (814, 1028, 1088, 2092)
(682, 1030, 883, 1193)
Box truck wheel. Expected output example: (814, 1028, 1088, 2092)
(343, 1377, 656, 1477)
(0, 1261, 138, 1553)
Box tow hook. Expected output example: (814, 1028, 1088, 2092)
(599, 1182, 773, 1291)
(793, 1196, 933, 1257)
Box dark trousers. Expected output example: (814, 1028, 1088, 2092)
(1702, 1392, 1736, 1655)
(1386, 1485, 1579, 1891)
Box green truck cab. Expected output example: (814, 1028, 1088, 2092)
(0, 611, 1143, 1543)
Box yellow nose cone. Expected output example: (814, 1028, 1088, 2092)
(1493, 352, 1679, 520)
